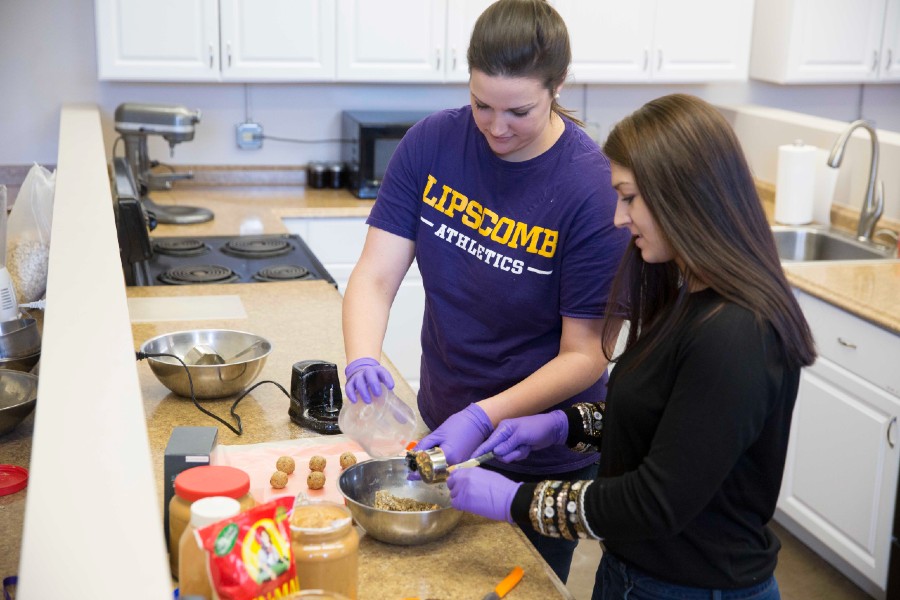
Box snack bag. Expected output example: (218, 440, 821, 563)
(196, 495, 298, 600)
(7, 164, 55, 303)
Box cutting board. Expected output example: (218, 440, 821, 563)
(211, 435, 372, 505)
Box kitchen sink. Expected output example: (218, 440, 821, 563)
(771, 226, 897, 262)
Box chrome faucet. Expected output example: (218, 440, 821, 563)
(827, 119, 885, 243)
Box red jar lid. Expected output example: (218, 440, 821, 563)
(0, 465, 28, 496)
(174, 465, 250, 502)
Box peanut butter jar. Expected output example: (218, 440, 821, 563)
(290, 501, 359, 599)
(169, 465, 255, 575)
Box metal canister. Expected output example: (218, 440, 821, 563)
(307, 162, 327, 189)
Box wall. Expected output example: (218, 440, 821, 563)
(2, 0, 900, 217)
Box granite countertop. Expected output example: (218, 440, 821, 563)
(783, 261, 900, 335)
(129, 281, 570, 599)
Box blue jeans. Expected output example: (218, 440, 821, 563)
(486, 461, 599, 584)
(593, 552, 781, 600)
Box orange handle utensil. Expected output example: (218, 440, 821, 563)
(482, 566, 524, 599)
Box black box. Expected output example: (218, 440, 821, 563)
(162, 426, 218, 549)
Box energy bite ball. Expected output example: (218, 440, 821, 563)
(276, 456, 296, 475)
(339, 452, 357, 470)
(307, 471, 326, 490)
(309, 455, 327, 472)
(270, 470, 288, 489)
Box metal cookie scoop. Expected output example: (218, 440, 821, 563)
(407, 447, 495, 484)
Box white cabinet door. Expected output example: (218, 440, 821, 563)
(95, 0, 220, 81)
(555, 0, 753, 83)
(336, 0, 447, 82)
(444, 0, 495, 82)
(750, 0, 889, 83)
(776, 290, 900, 594)
(652, 0, 754, 82)
(219, 0, 336, 81)
(880, 0, 900, 81)
(556, 0, 654, 83)
(778, 358, 899, 592)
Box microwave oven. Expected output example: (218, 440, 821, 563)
(341, 110, 431, 199)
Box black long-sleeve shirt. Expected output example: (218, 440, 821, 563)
(511, 288, 801, 588)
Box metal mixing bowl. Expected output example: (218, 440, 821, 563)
(0, 351, 40, 373)
(0, 369, 39, 436)
(338, 457, 462, 545)
(139, 329, 272, 399)
(0, 318, 41, 359)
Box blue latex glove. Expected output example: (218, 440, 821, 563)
(447, 467, 522, 523)
(343, 357, 394, 404)
(472, 410, 568, 463)
(415, 404, 494, 466)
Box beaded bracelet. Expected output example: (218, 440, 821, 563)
(555, 482, 575, 540)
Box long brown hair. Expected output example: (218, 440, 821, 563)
(601, 94, 816, 370)
(467, 0, 582, 126)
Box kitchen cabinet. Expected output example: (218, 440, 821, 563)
(335, 0, 492, 82)
(776, 289, 900, 596)
(95, 0, 336, 82)
(553, 0, 755, 83)
(282, 216, 424, 390)
(750, 0, 900, 83)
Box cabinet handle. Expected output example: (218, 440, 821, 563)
(643, 49, 649, 71)
(436, 48, 441, 71)
(208, 44, 214, 69)
(451, 48, 457, 71)
(872, 50, 879, 72)
(657, 49, 663, 71)
(836, 337, 858, 349)
(887, 49, 894, 70)
(227, 42, 232, 67)
(889, 417, 898, 449)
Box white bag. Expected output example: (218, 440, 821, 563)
(7, 164, 56, 303)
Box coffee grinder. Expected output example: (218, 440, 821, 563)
(289, 360, 342, 434)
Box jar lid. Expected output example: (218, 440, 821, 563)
(190, 496, 242, 528)
(0, 465, 28, 496)
(174, 465, 250, 502)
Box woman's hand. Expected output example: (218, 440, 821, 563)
(415, 404, 493, 465)
(473, 410, 568, 463)
(447, 467, 521, 523)
(344, 357, 394, 404)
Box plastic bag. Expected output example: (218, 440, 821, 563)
(338, 382, 416, 457)
(196, 495, 299, 600)
(7, 164, 55, 303)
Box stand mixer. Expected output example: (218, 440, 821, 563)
(114, 102, 214, 225)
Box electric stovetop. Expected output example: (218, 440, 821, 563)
(142, 234, 335, 286)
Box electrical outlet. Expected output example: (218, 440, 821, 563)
(236, 122, 263, 150)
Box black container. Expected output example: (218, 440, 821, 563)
(328, 162, 345, 189)
(307, 161, 327, 189)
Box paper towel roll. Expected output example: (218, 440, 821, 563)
(774, 140, 818, 225)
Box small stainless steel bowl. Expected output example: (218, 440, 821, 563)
(139, 329, 272, 399)
(0, 369, 39, 436)
(0, 351, 40, 373)
(0, 318, 41, 359)
(338, 457, 462, 546)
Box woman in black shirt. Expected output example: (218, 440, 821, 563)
(447, 94, 816, 599)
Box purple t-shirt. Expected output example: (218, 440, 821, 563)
(367, 106, 628, 474)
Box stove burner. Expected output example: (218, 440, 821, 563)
(222, 237, 293, 259)
(157, 265, 239, 285)
(253, 265, 313, 282)
(153, 238, 210, 257)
